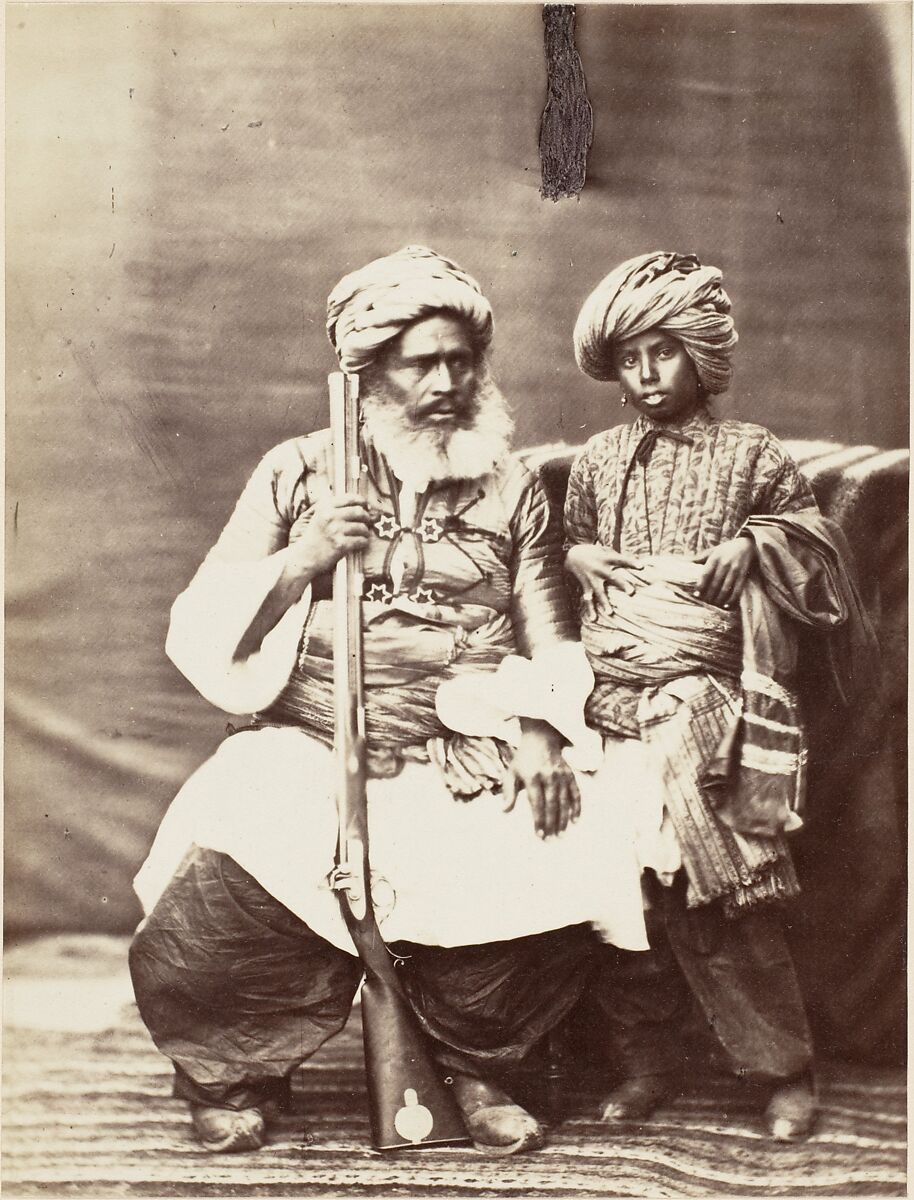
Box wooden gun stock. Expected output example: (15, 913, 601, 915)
(328, 371, 469, 1151)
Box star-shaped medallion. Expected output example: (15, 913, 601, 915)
(417, 515, 444, 543)
(365, 581, 394, 605)
(409, 586, 436, 607)
(373, 513, 401, 540)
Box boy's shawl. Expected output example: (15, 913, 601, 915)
(583, 511, 877, 913)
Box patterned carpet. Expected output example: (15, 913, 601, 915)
(1, 936, 906, 1198)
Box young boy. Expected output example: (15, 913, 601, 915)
(563, 251, 875, 1140)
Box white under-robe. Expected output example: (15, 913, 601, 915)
(135, 530, 652, 956)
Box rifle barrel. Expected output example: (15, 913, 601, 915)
(327, 370, 469, 1150)
(330, 371, 368, 920)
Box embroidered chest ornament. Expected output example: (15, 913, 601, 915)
(372, 513, 445, 543)
(364, 580, 438, 608)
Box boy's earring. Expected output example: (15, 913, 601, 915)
(620, 394, 628, 407)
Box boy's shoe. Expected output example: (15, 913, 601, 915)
(763, 1074, 817, 1141)
(450, 1074, 545, 1155)
(599, 1072, 677, 1123)
(190, 1104, 266, 1153)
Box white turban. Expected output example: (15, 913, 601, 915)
(573, 251, 739, 395)
(326, 245, 493, 374)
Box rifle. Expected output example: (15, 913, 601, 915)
(328, 371, 470, 1151)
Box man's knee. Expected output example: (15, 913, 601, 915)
(397, 927, 594, 1054)
(129, 851, 363, 1021)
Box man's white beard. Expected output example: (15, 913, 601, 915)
(360, 373, 515, 487)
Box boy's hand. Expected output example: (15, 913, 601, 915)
(692, 537, 757, 608)
(565, 543, 643, 619)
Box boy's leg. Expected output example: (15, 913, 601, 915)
(129, 847, 363, 1151)
(660, 879, 816, 1139)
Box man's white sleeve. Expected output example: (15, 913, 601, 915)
(166, 549, 312, 715)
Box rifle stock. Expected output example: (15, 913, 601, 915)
(329, 371, 470, 1151)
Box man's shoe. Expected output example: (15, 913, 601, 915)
(190, 1104, 266, 1153)
(599, 1073, 676, 1123)
(450, 1074, 545, 1156)
(763, 1074, 817, 1142)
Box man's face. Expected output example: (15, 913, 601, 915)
(374, 314, 480, 432)
(612, 330, 701, 424)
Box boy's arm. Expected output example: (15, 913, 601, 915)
(696, 434, 818, 607)
(563, 447, 643, 613)
(751, 434, 818, 516)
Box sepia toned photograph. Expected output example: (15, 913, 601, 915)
(4, 1, 908, 1195)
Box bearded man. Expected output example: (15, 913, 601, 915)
(129, 246, 650, 1156)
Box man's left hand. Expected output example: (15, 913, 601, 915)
(692, 536, 757, 608)
(503, 720, 581, 839)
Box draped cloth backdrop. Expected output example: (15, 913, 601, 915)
(6, 4, 908, 1068)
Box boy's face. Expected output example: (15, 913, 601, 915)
(612, 330, 702, 424)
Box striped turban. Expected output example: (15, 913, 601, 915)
(573, 251, 739, 395)
(326, 245, 494, 374)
